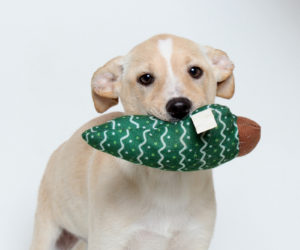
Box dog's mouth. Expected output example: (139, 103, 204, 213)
(146, 111, 190, 123)
(146, 111, 168, 122)
(146, 104, 207, 123)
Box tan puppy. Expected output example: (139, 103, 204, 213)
(30, 34, 235, 250)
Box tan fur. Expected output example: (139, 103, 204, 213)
(30, 34, 235, 250)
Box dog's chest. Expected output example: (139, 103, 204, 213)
(124, 199, 203, 250)
(124, 173, 203, 248)
(117, 163, 213, 249)
(136, 207, 193, 233)
(124, 204, 194, 249)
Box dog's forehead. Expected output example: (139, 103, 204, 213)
(127, 34, 204, 63)
(157, 38, 173, 63)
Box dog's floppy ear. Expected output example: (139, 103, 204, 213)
(91, 56, 123, 113)
(203, 46, 235, 99)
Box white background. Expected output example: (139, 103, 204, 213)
(1, 0, 300, 249)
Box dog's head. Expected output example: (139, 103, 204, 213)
(91, 34, 234, 121)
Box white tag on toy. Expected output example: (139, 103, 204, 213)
(191, 108, 217, 134)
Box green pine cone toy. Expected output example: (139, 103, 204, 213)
(82, 104, 242, 171)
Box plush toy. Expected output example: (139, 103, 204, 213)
(82, 104, 260, 171)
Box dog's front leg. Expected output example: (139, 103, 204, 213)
(87, 195, 141, 250)
(87, 158, 138, 250)
(30, 208, 61, 250)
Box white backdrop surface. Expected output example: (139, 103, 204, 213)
(1, 0, 300, 249)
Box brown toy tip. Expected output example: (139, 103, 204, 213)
(237, 116, 261, 156)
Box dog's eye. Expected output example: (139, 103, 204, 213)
(188, 66, 203, 79)
(137, 73, 155, 86)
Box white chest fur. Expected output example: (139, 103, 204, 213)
(119, 162, 216, 249)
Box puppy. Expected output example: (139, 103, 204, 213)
(30, 34, 235, 250)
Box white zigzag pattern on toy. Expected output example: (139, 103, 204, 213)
(85, 132, 90, 144)
(99, 130, 108, 151)
(129, 116, 139, 129)
(197, 104, 211, 170)
(136, 129, 150, 164)
(215, 109, 226, 165)
(111, 120, 116, 130)
(178, 121, 187, 171)
(198, 133, 208, 170)
(157, 126, 168, 169)
(149, 116, 158, 129)
(117, 130, 130, 158)
(233, 117, 239, 153)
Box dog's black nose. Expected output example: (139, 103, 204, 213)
(166, 97, 192, 120)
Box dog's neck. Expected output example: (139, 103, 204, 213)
(118, 158, 212, 208)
